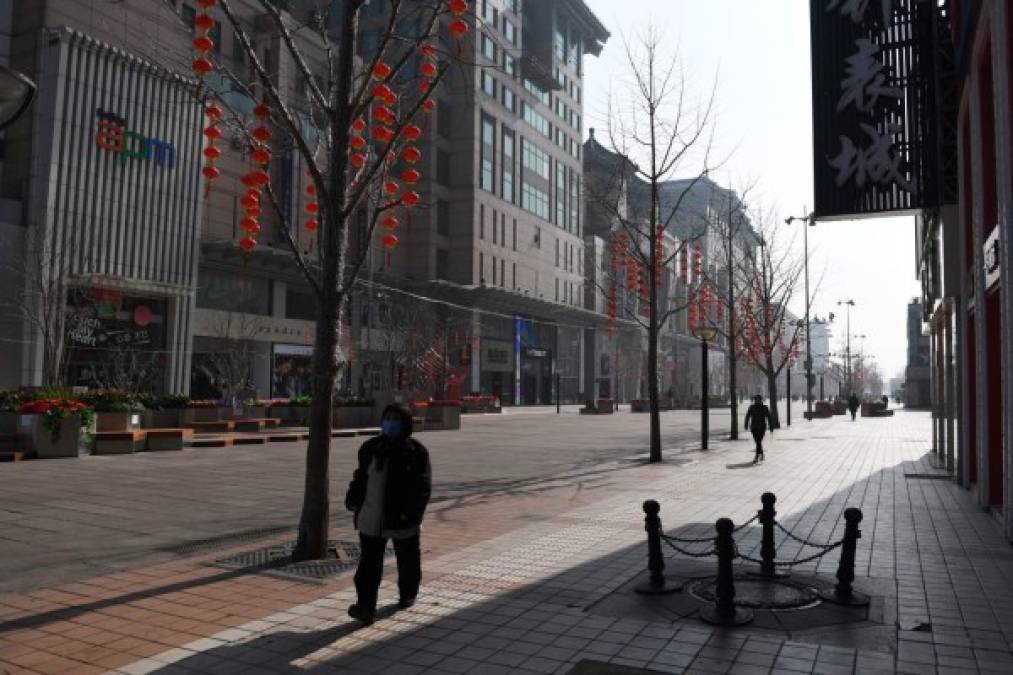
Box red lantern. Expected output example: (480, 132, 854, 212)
(383, 233, 399, 249)
(384, 91, 398, 107)
(372, 127, 393, 143)
(242, 170, 269, 187)
(402, 169, 420, 184)
(450, 19, 469, 38)
(384, 216, 399, 230)
(384, 181, 400, 195)
(242, 219, 261, 236)
(193, 35, 214, 53)
(197, 0, 217, 7)
(403, 146, 422, 164)
(245, 205, 262, 218)
(373, 84, 393, 101)
(251, 148, 271, 165)
(253, 103, 271, 119)
(421, 62, 438, 79)
(422, 99, 435, 113)
(351, 136, 366, 150)
(240, 195, 259, 210)
(306, 184, 317, 196)
(203, 146, 221, 160)
(191, 58, 213, 75)
(350, 153, 366, 167)
(402, 191, 420, 206)
(352, 118, 367, 132)
(203, 125, 221, 140)
(252, 126, 271, 142)
(205, 104, 223, 119)
(239, 237, 257, 253)
(372, 62, 392, 80)
(422, 44, 437, 58)
(404, 124, 421, 141)
(449, 0, 468, 15)
(305, 202, 319, 214)
(194, 14, 214, 31)
(305, 219, 319, 231)
(372, 105, 394, 121)
(202, 165, 220, 180)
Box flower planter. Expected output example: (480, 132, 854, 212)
(425, 403, 461, 431)
(243, 405, 268, 420)
(183, 407, 221, 423)
(16, 413, 81, 459)
(95, 411, 142, 432)
(142, 409, 183, 428)
(333, 406, 374, 429)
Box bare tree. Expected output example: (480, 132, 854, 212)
(588, 27, 719, 462)
(739, 213, 814, 429)
(185, 0, 466, 560)
(195, 312, 266, 403)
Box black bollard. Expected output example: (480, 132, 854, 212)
(700, 518, 753, 625)
(749, 492, 788, 579)
(820, 507, 870, 606)
(634, 500, 683, 595)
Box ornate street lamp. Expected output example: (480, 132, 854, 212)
(694, 325, 718, 450)
(0, 65, 36, 130)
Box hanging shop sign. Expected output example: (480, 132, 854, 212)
(810, 0, 946, 219)
(983, 226, 1001, 289)
(481, 339, 515, 373)
(95, 108, 177, 169)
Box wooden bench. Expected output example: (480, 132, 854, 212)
(185, 420, 235, 433)
(145, 428, 194, 452)
(93, 430, 146, 455)
(0, 450, 35, 462)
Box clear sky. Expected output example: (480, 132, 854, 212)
(582, 0, 921, 381)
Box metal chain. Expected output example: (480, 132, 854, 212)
(735, 541, 843, 567)
(733, 514, 760, 532)
(660, 530, 714, 545)
(774, 521, 841, 550)
(660, 535, 716, 558)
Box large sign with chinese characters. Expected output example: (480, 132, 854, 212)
(811, 0, 942, 219)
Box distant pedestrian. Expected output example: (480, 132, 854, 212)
(744, 395, 773, 463)
(345, 404, 432, 625)
(848, 394, 860, 421)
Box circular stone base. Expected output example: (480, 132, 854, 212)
(699, 604, 754, 626)
(634, 573, 684, 595)
(819, 588, 870, 607)
(689, 577, 821, 611)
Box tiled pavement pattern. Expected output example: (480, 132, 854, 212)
(3, 411, 1013, 673)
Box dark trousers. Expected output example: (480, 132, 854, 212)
(850, 409, 857, 420)
(751, 428, 766, 458)
(354, 533, 421, 611)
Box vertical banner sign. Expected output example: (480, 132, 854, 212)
(811, 0, 940, 219)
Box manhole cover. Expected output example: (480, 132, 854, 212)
(688, 577, 821, 610)
(212, 539, 392, 583)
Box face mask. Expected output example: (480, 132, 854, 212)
(382, 420, 402, 438)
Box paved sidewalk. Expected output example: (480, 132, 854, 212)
(4, 411, 1012, 674)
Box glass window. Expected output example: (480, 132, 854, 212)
(482, 33, 497, 61)
(521, 182, 550, 220)
(501, 86, 515, 113)
(286, 288, 316, 321)
(504, 19, 516, 45)
(481, 115, 496, 193)
(522, 102, 551, 138)
(504, 54, 516, 77)
(555, 162, 566, 227)
(521, 138, 550, 180)
(437, 149, 451, 185)
(482, 70, 496, 97)
(182, 4, 196, 28)
(502, 129, 515, 203)
(197, 269, 271, 315)
(523, 79, 550, 106)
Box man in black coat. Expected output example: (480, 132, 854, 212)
(345, 404, 432, 625)
(744, 395, 773, 463)
(848, 393, 860, 421)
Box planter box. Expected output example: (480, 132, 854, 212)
(333, 406, 374, 429)
(243, 405, 268, 420)
(95, 411, 142, 432)
(581, 399, 615, 415)
(631, 399, 673, 413)
(0, 411, 17, 434)
(142, 409, 183, 429)
(183, 407, 221, 423)
(425, 404, 461, 431)
(16, 414, 81, 459)
(461, 397, 502, 414)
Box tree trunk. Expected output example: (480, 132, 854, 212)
(292, 5, 359, 562)
(728, 349, 738, 440)
(766, 371, 781, 430)
(647, 315, 661, 462)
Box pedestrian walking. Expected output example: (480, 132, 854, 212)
(345, 404, 432, 625)
(744, 395, 773, 463)
(848, 393, 860, 421)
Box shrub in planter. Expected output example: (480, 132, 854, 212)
(139, 393, 188, 428)
(288, 395, 312, 425)
(0, 389, 22, 434)
(80, 390, 143, 432)
(183, 399, 221, 423)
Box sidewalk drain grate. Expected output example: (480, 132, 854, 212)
(159, 526, 293, 556)
(211, 539, 393, 583)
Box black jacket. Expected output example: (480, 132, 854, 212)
(848, 395, 860, 412)
(345, 435, 432, 531)
(744, 403, 772, 432)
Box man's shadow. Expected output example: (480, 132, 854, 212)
(150, 605, 401, 674)
(725, 461, 758, 470)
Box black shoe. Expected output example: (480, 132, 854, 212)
(347, 604, 375, 625)
(399, 597, 416, 609)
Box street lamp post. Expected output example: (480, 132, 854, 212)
(694, 325, 718, 450)
(786, 212, 816, 420)
(837, 299, 856, 395)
